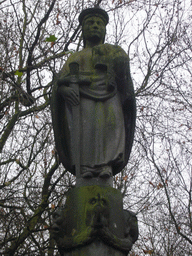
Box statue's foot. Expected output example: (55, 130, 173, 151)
(81, 171, 94, 179)
(99, 169, 112, 179)
(81, 165, 112, 179)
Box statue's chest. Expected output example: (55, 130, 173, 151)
(77, 50, 110, 73)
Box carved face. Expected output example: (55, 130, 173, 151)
(86, 194, 110, 228)
(82, 16, 106, 46)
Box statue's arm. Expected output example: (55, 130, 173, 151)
(58, 85, 80, 106)
(56, 59, 80, 106)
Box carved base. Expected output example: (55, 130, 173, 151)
(52, 186, 138, 255)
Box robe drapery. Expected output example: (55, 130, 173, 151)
(51, 44, 136, 176)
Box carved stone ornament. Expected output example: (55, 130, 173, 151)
(52, 186, 138, 255)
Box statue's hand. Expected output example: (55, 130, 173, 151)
(58, 86, 80, 106)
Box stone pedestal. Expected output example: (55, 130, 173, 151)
(52, 186, 138, 256)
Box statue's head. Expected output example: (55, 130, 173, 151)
(79, 7, 109, 47)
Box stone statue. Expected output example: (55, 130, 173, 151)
(51, 7, 136, 180)
(51, 7, 138, 255)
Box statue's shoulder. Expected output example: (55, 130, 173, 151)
(98, 43, 128, 58)
(106, 43, 127, 51)
(65, 48, 92, 65)
(104, 43, 125, 51)
(59, 51, 82, 75)
(65, 50, 81, 62)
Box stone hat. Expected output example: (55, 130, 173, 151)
(79, 7, 109, 25)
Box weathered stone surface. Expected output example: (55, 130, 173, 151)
(51, 7, 138, 255)
(52, 186, 138, 255)
(51, 8, 136, 179)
